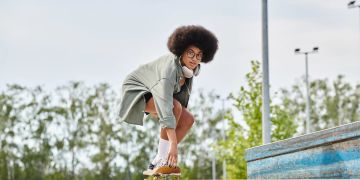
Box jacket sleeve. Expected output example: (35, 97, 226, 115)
(150, 78, 176, 129)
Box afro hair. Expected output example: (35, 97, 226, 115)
(167, 25, 218, 63)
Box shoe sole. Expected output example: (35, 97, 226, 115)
(153, 166, 181, 174)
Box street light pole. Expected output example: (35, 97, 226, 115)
(212, 151, 216, 180)
(295, 47, 319, 134)
(261, 0, 271, 145)
(214, 96, 228, 180)
(221, 98, 226, 180)
(348, 0, 360, 34)
(304, 52, 311, 134)
(348, 0, 360, 53)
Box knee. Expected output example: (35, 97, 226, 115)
(185, 113, 195, 128)
(173, 100, 182, 117)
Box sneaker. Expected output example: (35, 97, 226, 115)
(148, 163, 156, 170)
(153, 160, 180, 175)
(153, 165, 181, 175)
(143, 163, 156, 175)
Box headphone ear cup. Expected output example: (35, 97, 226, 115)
(194, 64, 201, 76)
(182, 66, 194, 78)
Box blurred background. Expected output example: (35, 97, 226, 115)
(0, 0, 359, 179)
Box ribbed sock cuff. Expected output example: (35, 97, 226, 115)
(151, 138, 170, 165)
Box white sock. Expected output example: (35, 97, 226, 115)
(151, 138, 170, 165)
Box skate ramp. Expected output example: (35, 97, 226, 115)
(245, 121, 360, 179)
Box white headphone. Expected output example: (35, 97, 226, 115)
(182, 65, 200, 78)
(179, 57, 201, 78)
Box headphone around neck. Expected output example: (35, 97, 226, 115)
(179, 56, 201, 78)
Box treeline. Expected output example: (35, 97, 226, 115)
(216, 61, 360, 178)
(0, 82, 225, 179)
(1, 61, 359, 179)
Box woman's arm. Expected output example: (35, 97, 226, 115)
(165, 128, 178, 166)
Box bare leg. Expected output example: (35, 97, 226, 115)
(145, 97, 194, 143)
(144, 97, 182, 139)
(174, 108, 194, 143)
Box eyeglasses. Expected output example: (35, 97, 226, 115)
(186, 49, 203, 61)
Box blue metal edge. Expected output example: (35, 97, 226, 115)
(245, 121, 360, 162)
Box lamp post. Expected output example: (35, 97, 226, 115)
(261, 0, 271, 145)
(215, 96, 227, 180)
(348, 0, 360, 34)
(294, 47, 319, 134)
(221, 98, 226, 180)
(212, 151, 216, 180)
(348, 0, 360, 52)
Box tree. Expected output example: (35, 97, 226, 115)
(217, 60, 297, 178)
(179, 90, 226, 179)
(280, 75, 360, 134)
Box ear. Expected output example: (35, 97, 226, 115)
(194, 64, 201, 76)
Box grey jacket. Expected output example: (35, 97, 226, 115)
(119, 53, 192, 129)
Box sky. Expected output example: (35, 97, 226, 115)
(1, 0, 359, 103)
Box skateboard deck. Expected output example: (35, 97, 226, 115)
(144, 173, 181, 180)
(144, 166, 181, 180)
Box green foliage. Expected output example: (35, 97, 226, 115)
(0, 66, 358, 179)
(178, 90, 226, 179)
(280, 75, 360, 134)
(216, 60, 297, 179)
(0, 150, 9, 179)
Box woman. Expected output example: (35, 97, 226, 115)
(119, 25, 218, 174)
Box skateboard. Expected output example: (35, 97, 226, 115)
(144, 173, 181, 180)
(144, 166, 181, 180)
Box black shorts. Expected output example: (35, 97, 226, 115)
(144, 93, 152, 115)
(144, 92, 152, 103)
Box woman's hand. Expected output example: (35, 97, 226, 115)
(167, 142, 178, 167)
(165, 128, 178, 167)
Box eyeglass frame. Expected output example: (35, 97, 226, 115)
(186, 49, 203, 61)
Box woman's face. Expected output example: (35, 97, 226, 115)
(181, 45, 203, 70)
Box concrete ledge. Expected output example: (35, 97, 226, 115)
(245, 121, 360, 179)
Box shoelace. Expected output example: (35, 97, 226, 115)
(148, 163, 155, 170)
